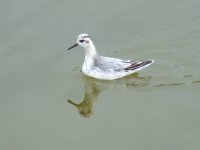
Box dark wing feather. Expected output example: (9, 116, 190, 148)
(124, 60, 153, 71)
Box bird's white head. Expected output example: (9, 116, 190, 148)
(77, 33, 91, 47)
(67, 33, 92, 50)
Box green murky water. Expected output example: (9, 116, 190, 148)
(1, 0, 200, 150)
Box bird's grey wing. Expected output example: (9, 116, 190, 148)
(96, 56, 131, 71)
(96, 56, 153, 73)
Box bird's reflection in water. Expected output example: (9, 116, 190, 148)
(68, 81, 100, 117)
(68, 73, 151, 117)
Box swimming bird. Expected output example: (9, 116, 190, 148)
(67, 33, 154, 80)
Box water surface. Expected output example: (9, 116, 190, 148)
(1, 0, 200, 150)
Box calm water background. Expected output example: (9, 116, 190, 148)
(1, 0, 200, 150)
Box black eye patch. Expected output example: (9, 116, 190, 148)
(79, 40, 84, 43)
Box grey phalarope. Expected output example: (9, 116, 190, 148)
(67, 33, 154, 80)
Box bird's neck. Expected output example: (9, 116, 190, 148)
(84, 41, 98, 59)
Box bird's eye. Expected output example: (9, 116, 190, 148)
(79, 40, 84, 43)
